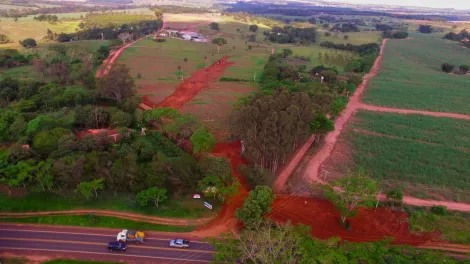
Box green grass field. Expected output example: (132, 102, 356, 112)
(0, 215, 195, 232)
(317, 30, 381, 45)
(363, 33, 470, 114)
(0, 19, 79, 41)
(344, 111, 470, 201)
(0, 191, 220, 219)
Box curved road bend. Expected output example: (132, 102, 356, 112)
(0, 224, 214, 263)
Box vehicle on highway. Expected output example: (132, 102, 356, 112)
(170, 239, 190, 248)
(108, 241, 127, 252)
(117, 230, 145, 244)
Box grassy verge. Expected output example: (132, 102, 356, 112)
(0, 192, 221, 219)
(0, 215, 195, 232)
(408, 210, 470, 244)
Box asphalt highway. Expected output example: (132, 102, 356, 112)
(0, 224, 214, 263)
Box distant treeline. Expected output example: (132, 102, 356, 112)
(0, 4, 136, 18)
(320, 42, 380, 56)
(226, 2, 470, 21)
(55, 19, 163, 42)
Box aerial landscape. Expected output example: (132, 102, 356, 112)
(0, 0, 469, 263)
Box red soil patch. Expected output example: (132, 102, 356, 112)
(151, 57, 234, 109)
(268, 195, 440, 245)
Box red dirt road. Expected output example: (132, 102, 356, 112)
(302, 39, 388, 185)
(195, 141, 248, 236)
(273, 134, 316, 192)
(95, 38, 144, 78)
(144, 57, 234, 109)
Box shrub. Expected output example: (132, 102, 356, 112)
(441, 63, 454, 73)
(324, 32, 331, 37)
(430, 205, 447, 216)
(344, 35, 349, 40)
(331, 96, 349, 116)
(220, 77, 251, 82)
(21, 38, 37, 48)
(386, 189, 403, 205)
(459, 64, 469, 74)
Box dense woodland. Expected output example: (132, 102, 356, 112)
(230, 51, 363, 174)
(263, 26, 317, 44)
(0, 4, 135, 18)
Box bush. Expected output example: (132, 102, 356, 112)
(441, 63, 454, 73)
(331, 96, 349, 116)
(324, 32, 331, 37)
(430, 205, 447, 216)
(21, 38, 37, 48)
(386, 189, 403, 205)
(344, 35, 349, 40)
(459, 64, 469, 74)
(219, 77, 251, 82)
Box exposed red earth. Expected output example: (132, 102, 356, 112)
(267, 195, 439, 245)
(153, 57, 234, 109)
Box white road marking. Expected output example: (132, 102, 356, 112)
(0, 228, 207, 244)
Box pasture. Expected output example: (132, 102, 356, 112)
(325, 110, 470, 202)
(317, 30, 381, 45)
(0, 19, 79, 41)
(363, 33, 470, 114)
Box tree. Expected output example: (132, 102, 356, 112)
(238, 164, 273, 189)
(198, 175, 222, 200)
(344, 34, 349, 40)
(386, 189, 403, 206)
(74, 178, 105, 200)
(118, 32, 133, 44)
(190, 128, 216, 154)
(209, 22, 220, 30)
(96, 64, 135, 102)
(21, 38, 37, 48)
(209, 220, 304, 264)
(110, 110, 132, 128)
(95, 45, 110, 65)
(249, 24, 259, 32)
(0, 34, 10, 44)
(281, 48, 293, 58)
(35, 160, 54, 191)
(310, 114, 334, 134)
(136, 186, 167, 207)
(441, 63, 455, 73)
(231, 89, 314, 173)
(459, 64, 469, 74)
(212, 38, 227, 54)
(418, 24, 433, 34)
(235, 185, 275, 226)
(308, 17, 317, 25)
(323, 169, 378, 224)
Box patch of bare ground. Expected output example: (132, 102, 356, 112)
(179, 81, 255, 141)
(138, 81, 176, 106)
(282, 138, 324, 195)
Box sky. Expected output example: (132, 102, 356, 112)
(325, 0, 470, 10)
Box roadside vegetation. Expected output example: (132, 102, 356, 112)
(0, 215, 195, 232)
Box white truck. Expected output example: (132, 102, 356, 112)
(117, 230, 145, 244)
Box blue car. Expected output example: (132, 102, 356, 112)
(108, 241, 127, 252)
